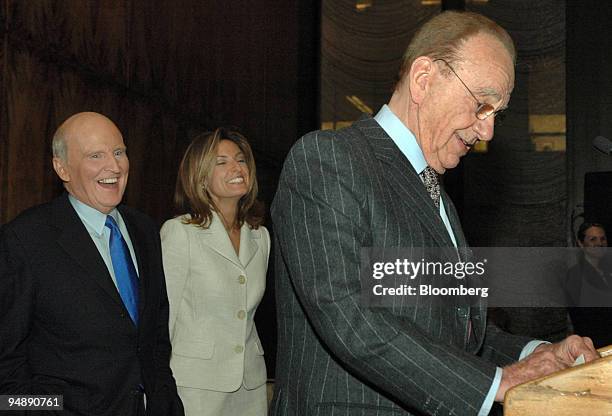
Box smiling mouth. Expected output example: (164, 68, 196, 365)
(98, 178, 118, 184)
(457, 134, 478, 149)
(228, 177, 245, 184)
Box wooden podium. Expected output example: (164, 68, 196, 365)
(504, 345, 612, 415)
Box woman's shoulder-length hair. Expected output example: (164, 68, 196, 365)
(173, 127, 265, 229)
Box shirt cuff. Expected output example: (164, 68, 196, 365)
(519, 340, 550, 361)
(478, 367, 502, 416)
(480, 340, 550, 415)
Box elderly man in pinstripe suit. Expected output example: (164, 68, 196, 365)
(270, 10, 598, 416)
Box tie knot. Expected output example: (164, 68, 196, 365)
(105, 215, 120, 231)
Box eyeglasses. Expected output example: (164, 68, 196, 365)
(434, 59, 504, 121)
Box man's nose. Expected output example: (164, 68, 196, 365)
(473, 116, 495, 142)
(106, 154, 121, 171)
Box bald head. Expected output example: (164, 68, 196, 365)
(52, 112, 129, 213)
(52, 112, 122, 162)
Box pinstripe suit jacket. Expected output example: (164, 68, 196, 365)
(269, 116, 530, 416)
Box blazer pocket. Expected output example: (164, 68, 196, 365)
(173, 340, 215, 360)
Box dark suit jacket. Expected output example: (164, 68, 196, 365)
(0, 193, 183, 416)
(270, 116, 531, 416)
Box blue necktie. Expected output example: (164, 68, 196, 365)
(105, 215, 139, 325)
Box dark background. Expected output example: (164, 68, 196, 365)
(1, 0, 612, 376)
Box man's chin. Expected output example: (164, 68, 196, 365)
(428, 152, 464, 174)
(95, 198, 124, 214)
(440, 154, 465, 173)
(434, 158, 460, 175)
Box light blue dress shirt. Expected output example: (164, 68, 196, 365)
(373, 105, 546, 415)
(374, 104, 458, 247)
(69, 194, 139, 287)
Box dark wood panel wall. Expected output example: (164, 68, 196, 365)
(0, 0, 320, 225)
(0, 1, 320, 376)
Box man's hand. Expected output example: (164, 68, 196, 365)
(495, 335, 599, 402)
(533, 335, 599, 365)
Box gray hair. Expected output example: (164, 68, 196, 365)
(51, 130, 68, 161)
(396, 11, 515, 89)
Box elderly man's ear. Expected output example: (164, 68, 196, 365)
(53, 157, 70, 183)
(408, 57, 434, 104)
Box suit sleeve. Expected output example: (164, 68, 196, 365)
(272, 132, 498, 415)
(145, 219, 184, 416)
(262, 226, 271, 265)
(0, 224, 47, 395)
(160, 219, 190, 339)
(479, 321, 532, 367)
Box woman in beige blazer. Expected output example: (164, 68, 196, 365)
(160, 128, 269, 416)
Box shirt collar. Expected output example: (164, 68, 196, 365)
(374, 104, 427, 175)
(68, 194, 118, 236)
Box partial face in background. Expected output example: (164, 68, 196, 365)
(207, 139, 250, 206)
(53, 113, 129, 214)
(579, 225, 608, 260)
(417, 33, 514, 173)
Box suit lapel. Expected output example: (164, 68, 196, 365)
(354, 116, 454, 248)
(53, 195, 125, 310)
(440, 189, 487, 349)
(198, 212, 243, 269)
(239, 225, 259, 268)
(442, 189, 469, 249)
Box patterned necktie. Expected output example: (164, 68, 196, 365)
(420, 166, 440, 208)
(105, 215, 139, 325)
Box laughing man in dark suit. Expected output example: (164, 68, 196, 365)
(270, 11, 598, 416)
(0, 112, 184, 416)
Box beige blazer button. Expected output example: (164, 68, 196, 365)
(235, 345, 244, 354)
(237, 310, 246, 320)
(238, 275, 246, 284)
